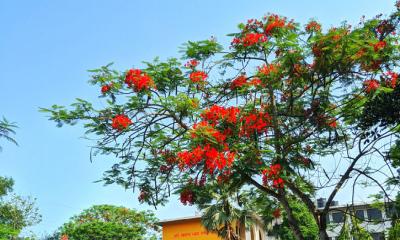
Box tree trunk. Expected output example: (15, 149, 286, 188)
(318, 212, 329, 240)
(319, 230, 329, 240)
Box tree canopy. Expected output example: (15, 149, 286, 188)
(57, 205, 159, 240)
(0, 176, 41, 240)
(43, 2, 400, 239)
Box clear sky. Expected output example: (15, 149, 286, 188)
(0, 0, 396, 237)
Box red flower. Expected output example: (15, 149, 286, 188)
(180, 188, 195, 205)
(231, 37, 241, 45)
(386, 71, 398, 88)
(265, 15, 286, 35)
(241, 33, 267, 47)
(201, 105, 240, 125)
(272, 208, 281, 218)
(249, 77, 262, 87)
(231, 75, 248, 89)
(364, 79, 380, 93)
(111, 114, 132, 131)
(272, 178, 284, 188)
(269, 164, 282, 177)
(125, 69, 155, 92)
(262, 163, 284, 188)
(240, 111, 271, 137)
(373, 41, 386, 52)
(189, 71, 208, 83)
(328, 118, 337, 128)
(258, 64, 279, 76)
(185, 59, 199, 68)
(101, 84, 111, 94)
(177, 144, 235, 174)
(305, 21, 321, 32)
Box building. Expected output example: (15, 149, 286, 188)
(160, 200, 394, 240)
(159, 215, 267, 240)
(315, 198, 392, 240)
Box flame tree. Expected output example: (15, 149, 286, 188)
(43, 3, 400, 239)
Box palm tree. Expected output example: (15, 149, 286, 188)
(199, 184, 256, 240)
(0, 117, 17, 150)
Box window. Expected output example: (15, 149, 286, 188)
(386, 204, 398, 219)
(331, 212, 344, 223)
(371, 232, 385, 240)
(355, 209, 365, 221)
(367, 208, 382, 221)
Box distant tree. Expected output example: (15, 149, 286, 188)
(58, 205, 159, 240)
(0, 176, 41, 240)
(0, 117, 40, 240)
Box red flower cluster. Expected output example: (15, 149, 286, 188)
(385, 71, 398, 88)
(125, 69, 155, 92)
(305, 21, 321, 32)
(176, 105, 241, 175)
(232, 33, 267, 47)
(273, 178, 284, 188)
(189, 71, 208, 83)
(240, 111, 271, 137)
(185, 59, 199, 68)
(364, 79, 380, 93)
(265, 15, 286, 35)
(201, 105, 240, 125)
(230, 75, 263, 90)
(262, 163, 284, 189)
(111, 114, 132, 131)
(101, 84, 111, 94)
(264, 164, 282, 178)
(373, 41, 386, 52)
(177, 144, 235, 173)
(231, 75, 247, 89)
(60, 235, 69, 240)
(258, 64, 279, 76)
(180, 189, 195, 205)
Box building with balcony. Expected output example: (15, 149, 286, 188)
(316, 198, 392, 240)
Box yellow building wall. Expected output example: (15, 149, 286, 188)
(162, 218, 222, 240)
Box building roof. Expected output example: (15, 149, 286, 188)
(317, 201, 390, 210)
(158, 215, 202, 225)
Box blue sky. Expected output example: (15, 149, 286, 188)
(0, 0, 396, 237)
